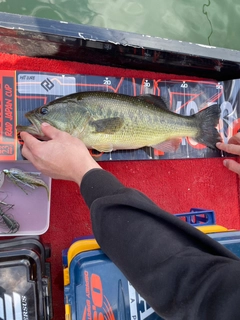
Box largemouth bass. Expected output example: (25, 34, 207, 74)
(17, 91, 221, 152)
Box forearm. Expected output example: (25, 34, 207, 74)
(81, 169, 240, 319)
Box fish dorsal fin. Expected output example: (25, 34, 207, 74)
(89, 117, 124, 134)
(137, 95, 170, 110)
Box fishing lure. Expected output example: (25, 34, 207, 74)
(0, 200, 19, 234)
(0, 168, 49, 199)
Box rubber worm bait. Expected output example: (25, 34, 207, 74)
(0, 200, 19, 234)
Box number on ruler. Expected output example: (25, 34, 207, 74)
(103, 78, 111, 86)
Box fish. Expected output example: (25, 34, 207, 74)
(1, 168, 50, 199)
(16, 91, 222, 152)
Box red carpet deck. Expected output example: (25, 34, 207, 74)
(0, 53, 239, 319)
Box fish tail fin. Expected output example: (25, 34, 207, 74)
(194, 104, 222, 149)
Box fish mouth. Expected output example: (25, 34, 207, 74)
(16, 115, 47, 139)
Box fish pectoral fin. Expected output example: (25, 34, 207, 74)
(89, 117, 124, 134)
(151, 138, 182, 153)
(92, 144, 114, 153)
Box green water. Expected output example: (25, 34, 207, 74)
(0, 0, 240, 51)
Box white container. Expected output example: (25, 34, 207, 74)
(0, 161, 51, 236)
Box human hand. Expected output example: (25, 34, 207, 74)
(216, 133, 240, 175)
(20, 123, 102, 185)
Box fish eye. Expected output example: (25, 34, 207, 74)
(40, 107, 49, 115)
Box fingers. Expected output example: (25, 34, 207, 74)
(21, 145, 35, 163)
(20, 124, 63, 155)
(223, 159, 240, 175)
(20, 123, 65, 144)
(228, 133, 240, 145)
(40, 123, 64, 140)
(216, 142, 240, 156)
(19, 132, 39, 162)
(20, 131, 40, 146)
(216, 139, 240, 176)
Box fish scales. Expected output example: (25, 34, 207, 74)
(80, 94, 197, 150)
(16, 91, 221, 152)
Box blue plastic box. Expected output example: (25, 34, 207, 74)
(62, 209, 240, 320)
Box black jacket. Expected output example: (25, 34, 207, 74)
(81, 169, 240, 320)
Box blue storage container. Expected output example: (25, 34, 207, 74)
(63, 238, 162, 320)
(62, 209, 239, 320)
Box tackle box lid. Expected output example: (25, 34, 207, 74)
(63, 222, 240, 320)
(0, 236, 51, 272)
(0, 238, 53, 320)
(208, 230, 240, 258)
(63, 238, 162, 320)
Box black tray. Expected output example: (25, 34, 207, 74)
(0, 237, 52, 320)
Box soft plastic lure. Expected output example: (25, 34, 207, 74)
(0, 168, 49, 199)
(0, 200, 19, 234)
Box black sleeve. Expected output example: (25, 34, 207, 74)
(81, 168, 240, 320)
